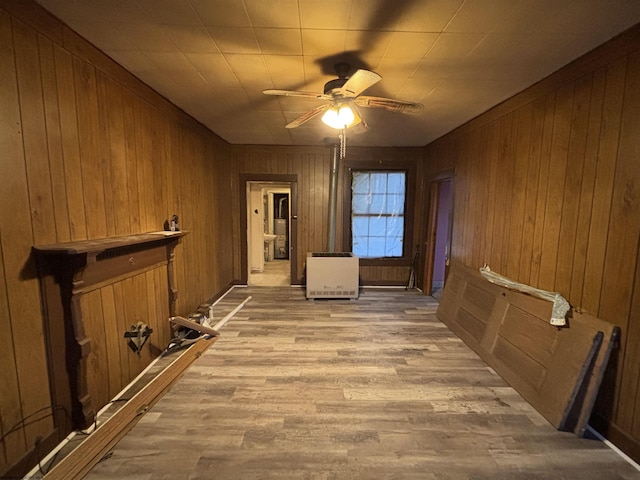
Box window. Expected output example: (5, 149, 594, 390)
(351, 171, 406, 258)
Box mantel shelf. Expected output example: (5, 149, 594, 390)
(33, 231, 188, 256)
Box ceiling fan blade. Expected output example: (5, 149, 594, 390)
(285, 104, 329, 128)
(340, 69, 382, 97)
(355, 96, 423, 114)
(263, 89, 331, 100)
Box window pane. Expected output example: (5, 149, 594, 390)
(370, 173, 387, 192)
(387, 173, 405, 194)
(385, 237, 403, 257)
(368, 237, 386, 257)
(353, 237, 368, 257)
(352, 193, 370, 214)
(351, 170, 406, 259)
(352, 172, 370, 194)
(352, 217, 369, 237)
(370, 194, 386, 214)
(387, 216, 404, 236)
(369, 215, 386, 234)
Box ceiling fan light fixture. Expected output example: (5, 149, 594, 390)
(322, 104, 356, 129)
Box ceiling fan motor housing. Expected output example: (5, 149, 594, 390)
(324, 77, 348, 94)
(323, 62, 352, 94)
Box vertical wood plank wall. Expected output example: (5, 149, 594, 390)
(0, 3, 236, 474)
(4, 0, 640, 473)
(232, 145, 424, 285)
(422, 25, 640, 460)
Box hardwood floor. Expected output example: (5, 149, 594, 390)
(84, 287, 640, 479)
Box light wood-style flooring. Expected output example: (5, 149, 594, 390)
(249, 260, 291, 286)
(84, 287, 640, 479)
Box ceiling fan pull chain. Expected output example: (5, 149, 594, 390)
(340, 128, 347, 159)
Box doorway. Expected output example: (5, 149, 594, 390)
(424, 175, 454, 298)
(240, 174, 298, 286)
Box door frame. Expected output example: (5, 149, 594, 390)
(423, 171, 455, 295)
(239, 173, 298, 285)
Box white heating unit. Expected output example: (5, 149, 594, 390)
(306, 252, 359, 300)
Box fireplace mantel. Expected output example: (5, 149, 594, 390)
(33, 231, 187, 431)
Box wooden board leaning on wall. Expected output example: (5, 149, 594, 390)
(436, 263, 619, 436)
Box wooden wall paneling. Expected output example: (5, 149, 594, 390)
(518, 98, 545, 280)
(468, 128, 487, 267)
(0, 235, 24, 471)
(73, 56, 108, 239)
(450, 138, 463, 265)
(569, 68, 607, 306)
(1, 0, 63, 44)
(13, 19, 57, 246)
(490, 113, 516, 273)
(472, 133, 486, 265)
(38, 35, 71, 243)
(136, 273, 154, 366)
(156, 118, 170, 229)
(153, 266, 171, 351)
(422, 24, 640, 461)
(537, 84, 574, 290)
(630, 242, 640, 439)
(144, 102, 163, 233)
(601, 49, 640, 427)
(1, 12, 53, 454)
(486, 120, 504, 270)
(96, 71, 117, 238)
(112, 282, 131, 388)
(96, 70, 120, 237)
(122, 89, 141, 233)
(134, 100, 150, 232)
(554, 74, 593, 300)
(100, 285, 123, 400)
(210, 145, 224, 288)
(230, 151, 241, 283)
(482, 123, 501, 267)
(318, 152, 327, 253)
(211, 152, 224, 290)
(144, 270, 161, 355)
(300, 154, 310, 261)
(582, 58, 628, 315)
(187, 138, 201, 300)
(505, 105, 533, 279)
(172, 126, 187, 312)
(121, 277, 141, 378)
(306, 154, 316, 254)
(193, 138, 208, 298)
(151, 113, 169, 234)
(528, 94, 556, 286)
(178, 129, 196, 308)
(335, 154, 345, 252)
(103, 80, 131, 236)
(81, 290, 109, 415)
(53, 44, 87, 241)
(457, 138, 472, 265)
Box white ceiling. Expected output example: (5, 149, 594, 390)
(35, 0, 640, 147)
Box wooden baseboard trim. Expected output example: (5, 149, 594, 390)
(43, 336, 217, 480)
(590, 417, 640, 463)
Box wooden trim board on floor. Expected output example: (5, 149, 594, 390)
(436, 263, 619, 436)
(43, 336, 217, 480)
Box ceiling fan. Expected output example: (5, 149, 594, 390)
(263, 62, 423, 132)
